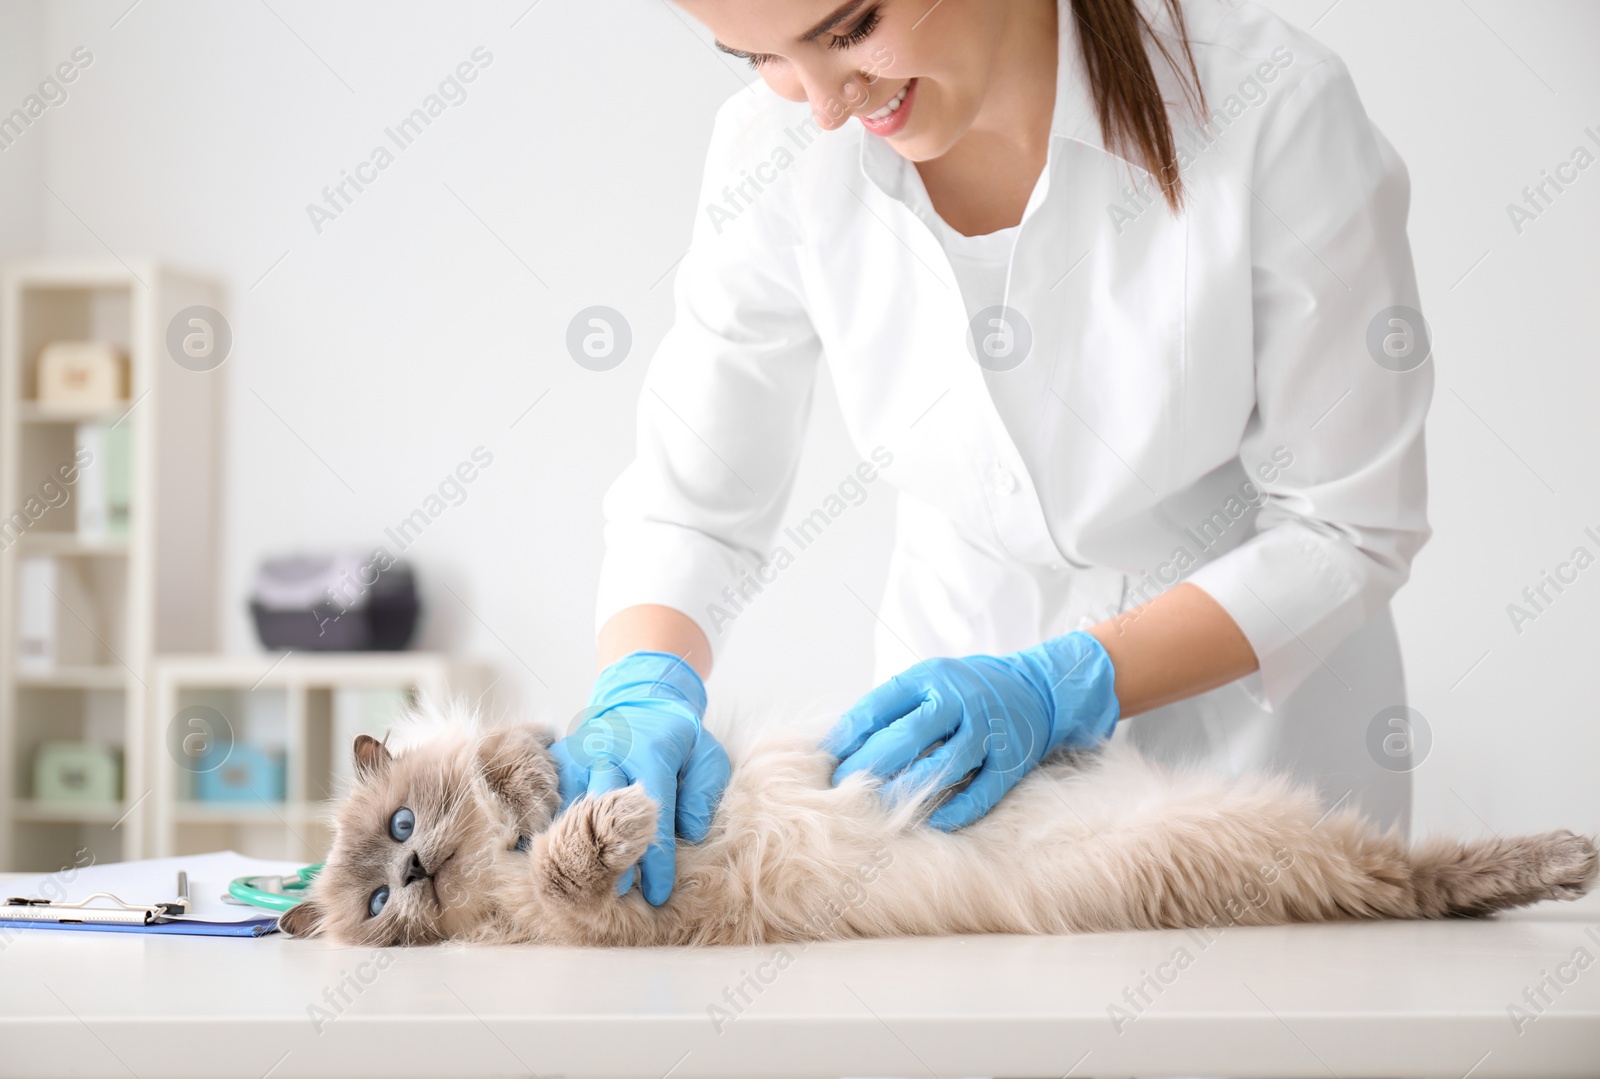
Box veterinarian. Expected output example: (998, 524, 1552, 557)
(553, 0, 1433, 905)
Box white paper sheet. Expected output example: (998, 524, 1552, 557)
(0, 850, 310, 924)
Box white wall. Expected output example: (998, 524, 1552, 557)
(27, 0, 892, 733)
(9, 0, 1598, 841)
(0, 1, 46, 259)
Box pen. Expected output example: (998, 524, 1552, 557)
(157, 871, 190, 919)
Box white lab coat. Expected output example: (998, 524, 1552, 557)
(598, 0, 1432, 837)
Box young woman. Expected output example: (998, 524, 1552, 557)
(551, 0, 1434, 905)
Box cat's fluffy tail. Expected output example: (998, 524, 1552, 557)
(1406, 829, 1599, 918)
(1045, 746, 1598, 932)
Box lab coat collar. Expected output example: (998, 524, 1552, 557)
(856, 0, 1211, 195)
(857, 0, 1102, 198)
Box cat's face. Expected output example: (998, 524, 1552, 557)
(279, 724, 559, 945)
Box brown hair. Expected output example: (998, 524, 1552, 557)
(1070, 0, 1207, 211)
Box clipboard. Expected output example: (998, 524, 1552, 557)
(0, 851, 293, 937)
(1, 870, 192, 927)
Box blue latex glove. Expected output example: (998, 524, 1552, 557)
(822, 630, 1119, 830)
(550, 651, 730, 905)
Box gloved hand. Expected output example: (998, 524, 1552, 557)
(550, 650, 730, 905)
(822, 630, 1119, 830)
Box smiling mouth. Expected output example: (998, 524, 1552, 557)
(859, 78, 916, 136)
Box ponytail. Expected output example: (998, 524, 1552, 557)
(1069, 0, 1206, 212)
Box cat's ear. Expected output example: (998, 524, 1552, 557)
(277, 898, 325, 938)
(353, 733, 392, 781)
(477, 726, 558, 824)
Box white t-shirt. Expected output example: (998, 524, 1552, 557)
(897, 162, 1021, 328)
(892, 158, 1047, 464)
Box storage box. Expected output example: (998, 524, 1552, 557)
(195, 743, 287, 803)
(37, 342, 129, 406)
(33, 741, 121, 802)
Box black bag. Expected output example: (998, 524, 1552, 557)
(249, 551, 420, 651)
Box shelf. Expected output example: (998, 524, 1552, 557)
(12, 799, 128, 824)
(2, 258, 229, 872)
(149, 663, 490, 859)
(16, 400, 132, 424)
(15, 666, 129, 690)
(3, 258, 155, 288)
(155, 652, 484, 688)
(173, 801, 331, 825)
(14, 534, 129, 556)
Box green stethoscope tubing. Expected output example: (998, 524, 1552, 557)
(228, 862, 325, 912)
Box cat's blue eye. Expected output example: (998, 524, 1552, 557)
(388, 807, 415, 842)
(368, 885, 390, 917)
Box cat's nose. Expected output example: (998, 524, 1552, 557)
(401, 852, 430, 887)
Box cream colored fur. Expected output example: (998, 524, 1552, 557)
(278, 702, 1597, 946)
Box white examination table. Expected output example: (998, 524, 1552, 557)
(0, 883, 1594, 1079)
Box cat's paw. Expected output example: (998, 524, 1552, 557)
(589, 784, 660, 876)
(539, 784, 659, 901)
(1533, 830, 1599, 901)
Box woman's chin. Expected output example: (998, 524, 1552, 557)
(888, 135, 948, 163)
(881, 120, 960, 164)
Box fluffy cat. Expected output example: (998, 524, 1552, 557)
(278, 703, 1598, 946)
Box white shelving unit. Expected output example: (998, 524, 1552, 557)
(0, 259, 224, 872)
(151, 654, 493, 861)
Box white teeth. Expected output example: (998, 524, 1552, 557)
(865, 83, 910, 122)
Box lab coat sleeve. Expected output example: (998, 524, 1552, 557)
(1183, 57, 1433, 712)
(595, 93, 823, 657)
